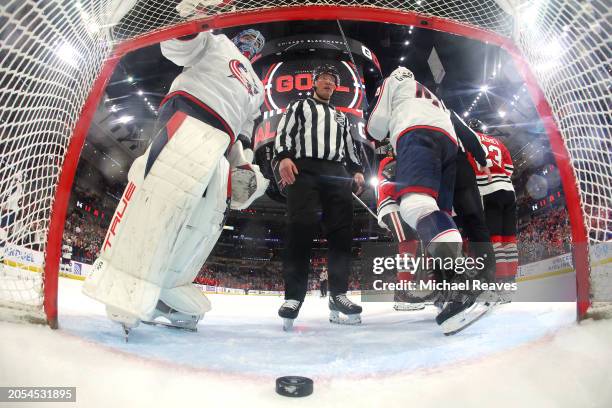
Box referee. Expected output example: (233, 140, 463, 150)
(274, 64, 365, 327)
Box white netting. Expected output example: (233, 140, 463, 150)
(0, 0, 609, 323)
(0, 0, 113, 323)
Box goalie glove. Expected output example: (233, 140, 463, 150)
(228, 141, 269, 210)
(176, 0, 229, 17)
(104, 0, 139, 26)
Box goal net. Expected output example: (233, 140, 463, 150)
(0, 0, 609, 327)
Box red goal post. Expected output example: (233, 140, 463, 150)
(0, 1, 609, 328)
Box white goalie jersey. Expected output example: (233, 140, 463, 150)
(161, 31, 264, 140)
(366, 67, 457, 148)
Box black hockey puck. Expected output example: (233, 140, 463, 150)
(275, 376, 313, 397)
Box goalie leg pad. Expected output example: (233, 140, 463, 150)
(161, 156, 229, 290)
(159, 285, 211, 315)
(83, 114, 230, 320)
(143, 157, 229, 322)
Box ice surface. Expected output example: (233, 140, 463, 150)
(1, 278, 611, 407)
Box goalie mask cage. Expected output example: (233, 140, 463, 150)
(0, 1, 609, 328)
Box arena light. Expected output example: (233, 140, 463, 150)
(463, 112, 469, 117)
(117, 115, 133, 124)
(369, 177, 379, 187)
(137, 89, 143, 96)
(127, 75, 134, 83)
(480, 84, 489, 92)
(86, 20, 100, 35)
(404, 40, 410, 45)
(56, 42, 79, 67)
(499, 110, 506, 118)
(481, 124, 488, 131)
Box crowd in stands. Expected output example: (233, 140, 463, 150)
(195, 260, 285, 291)
(62, 209, 108, 264)
(517, 206, 572, 263)
(59, 187, 579, 290)
(193, 256, 365, 292)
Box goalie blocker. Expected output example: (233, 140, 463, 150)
(83, 95, 268, 331)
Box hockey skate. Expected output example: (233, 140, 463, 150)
(141, 300, 200, 332)
(495, 287, 514, 305)
(393, 289, 426, 311)
(435, 287, 497, 336)
(329, 294, 362, 325)
(278, 299, 302, 331)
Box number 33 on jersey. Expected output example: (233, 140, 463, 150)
(366, 66, 457, 150)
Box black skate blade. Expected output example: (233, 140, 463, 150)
(141, 320, 197, 332)
(122, 325, 130, 343)
(442, 307, 490, 336)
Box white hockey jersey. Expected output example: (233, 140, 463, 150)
(160, 32, 264, 140)
(366, 67, 457, 149)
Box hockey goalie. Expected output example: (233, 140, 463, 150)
(82, 28, 268, 337)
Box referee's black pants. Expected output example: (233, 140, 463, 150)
(320, 280, 328, 297)
(283, 158, 353, 302)
(453, 151, 496, 282)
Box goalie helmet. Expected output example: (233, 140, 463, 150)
(231, 29, 265, 60)
(312, 64, 340, 86)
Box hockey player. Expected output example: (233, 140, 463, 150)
(82, 28, 267, 338)
(366, 67, 494, 335)
(467, 120, 517, 301)
(449, 112, 497, 285)
(375, 155, 428, 311)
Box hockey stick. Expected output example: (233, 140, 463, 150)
(351, 192, 390, 232)
(335, 19, 375, 178)
(338, 20, 390, 236)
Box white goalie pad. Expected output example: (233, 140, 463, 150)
(104, 0, 139, 26)
(162, 157, 228, 289)
(227, 141, 269, 210)
(176, 0, 228, 17)
(83, 114, 230, 320)
(158, 284, 212, 317)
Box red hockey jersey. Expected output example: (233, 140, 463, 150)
(468, 133, 514, 195)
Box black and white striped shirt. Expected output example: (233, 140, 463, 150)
(274, 97, 363, 174)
